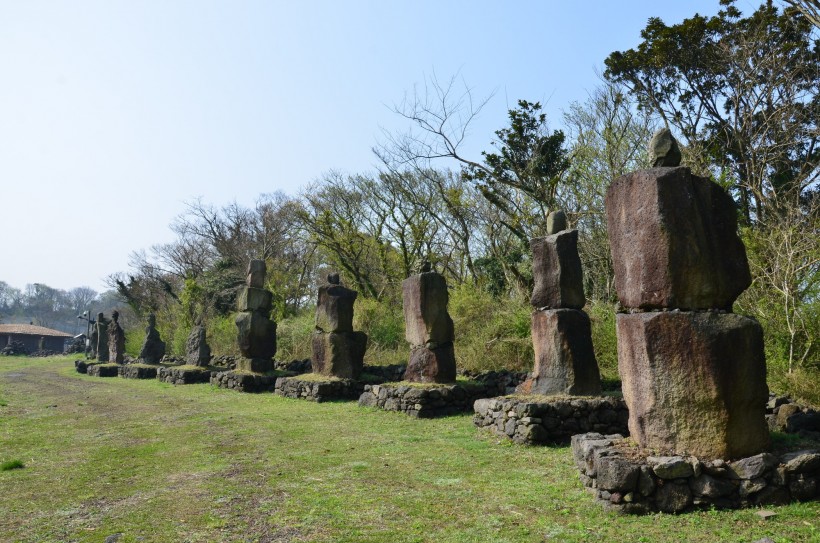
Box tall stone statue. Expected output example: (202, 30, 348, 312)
(402, 262, 456, 383)
(185, 324, 211, 367)
(108, 310, 126, 364)
(311, 273, 367, 379)
(139, 313, 166, 364)
(235, 259, 277, 372)
(96, 312, 110, 362)
(519, 209, 601, 396)
(605, 132, 768, 459)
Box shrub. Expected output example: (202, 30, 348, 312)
(208, 313, 240, 356)
(276, 310, 314, 362)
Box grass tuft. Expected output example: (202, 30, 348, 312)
(1, 460, 24, 471)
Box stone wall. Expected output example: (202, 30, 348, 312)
(157, 366, 212, 385)
(358, 381, 499, 418)
(473, 396, 629, 445)
(86, 363, 120, 377)
(120, 364, 159, 379)
(275, 376, 363, 402)
(211, 371, 279, 392)
(572, 432, 820, 514)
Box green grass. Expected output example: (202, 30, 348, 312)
(1, 459, 24, 471)
(1, 355, 818, 543)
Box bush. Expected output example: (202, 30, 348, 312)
(208, 314, 240, 356)
(586, 301, 618, 383)
(449, 282, 533, 373)
(276, 310, 315, 362)
(354, 297, 406, 366)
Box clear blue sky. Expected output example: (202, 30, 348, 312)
(0, 0, 733, 293)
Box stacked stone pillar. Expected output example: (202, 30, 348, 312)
(402, 263, 456, 383)
(606, 162, 770, 459)
(235, 259, 277, 372)
(311, 273, 367, 379)
(521, 211, 601, 396)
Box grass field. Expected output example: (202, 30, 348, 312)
(1, 356, 818, 543)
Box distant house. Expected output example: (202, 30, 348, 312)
(0, 324, 72, 352)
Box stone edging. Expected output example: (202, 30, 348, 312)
(572, 432, 820, 514)
(358, 381, 499, 418)
(473, 396, 629, 444)
(86, 364, 120, 377)
(120, 365, 159, 379)
(275, 376, 364, 402)
(157, 366, 212, 385)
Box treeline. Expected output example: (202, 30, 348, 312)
(0, 281, 123, 335)
(113, 1, 819, 400)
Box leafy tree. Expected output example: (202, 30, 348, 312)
(605, 0, 820, 222)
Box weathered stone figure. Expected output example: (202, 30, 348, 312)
(402, 262, 456, 383)
(88, 324, 98, 359)
(95, 312, 110, 362)
(605, 133, 769, 459)
(520, 210, 601, 396)
(648, 127, 682, 167)
(108, 310, 126, 364)
(139, 313, 166, 364)
(311, 273, 367, 379)
(235, 259, 277, 372)
(186, 324, 211, 367)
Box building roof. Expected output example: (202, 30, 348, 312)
(0, 324, 73, 338)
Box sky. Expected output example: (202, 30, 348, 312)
(0, 0, 734, 294)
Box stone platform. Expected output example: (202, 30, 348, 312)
(358, 380, 500, 418)
(120, 364, 162, 379)
(275, 375, 365, 402)
(572, 432, 820, 514)
(75, 359, 96, 374)
(86, 363, 120, 377)
(157, 365, 213, 385)
(211, 370, 292, 393)
(473, 395, 629, 445)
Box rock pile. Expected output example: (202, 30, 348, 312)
(1, 341, 29, 355)
(311, 273, 367, 379)
(517, 210, 601, 395)
(605, 152, 769, 459)
(235, 259, 277, 372)
(402, 263, 456, 383)
(138, 313, 166, 364)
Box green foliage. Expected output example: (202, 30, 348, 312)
(449, 282, 532, 373)
(1, 459, 24, 471)
(605, 0, 820, 220)
(353, 297, 406, 366)
(276, 309, 315, 362)
(124, 325, 143, 357)
(586, 301, 619, 383)
(208, 313, 240, 357)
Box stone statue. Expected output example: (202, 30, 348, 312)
(648, 127, 682, 167)
(96, 312, 110, 362)
(108, 310, 126, 364)
(139, 313, 166, 364)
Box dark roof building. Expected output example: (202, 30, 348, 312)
(0, 324, 72, 353)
